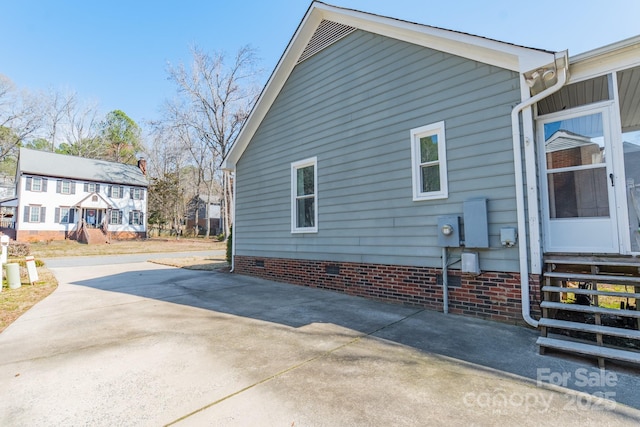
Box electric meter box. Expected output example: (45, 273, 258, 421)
(437, 215, 461, 247)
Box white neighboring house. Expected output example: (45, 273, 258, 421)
(11, 148, 148, 242)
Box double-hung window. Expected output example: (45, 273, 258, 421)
(129, 210, 144, 226)
(291, 157, 317, 233)
(55, 207, 74, 224)
(24, 205, 46, 223)
(26, 177, 47, 192)
(109, 210, 123, 224)
(109, 185, 124, 198)
(56, 180, 75, 194)
(410, 121, 448, 201)
(130, 187, 144, 200)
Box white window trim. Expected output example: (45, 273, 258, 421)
(410, 121, 448, 201)
(291, 157, 318, 233)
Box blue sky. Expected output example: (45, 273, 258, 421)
(2, 0, 639, 127)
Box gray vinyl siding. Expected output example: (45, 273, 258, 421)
(235, 29, 523, 272)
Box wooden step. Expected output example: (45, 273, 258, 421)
(538, 318, 640, 340)
(544, 271, 640, 285)
(540, 301, 640, 318)
(537, 336, 640, 364)
(541, 285, 640, 299)
(545, 257, 640, 268)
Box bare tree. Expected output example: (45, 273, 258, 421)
(43, 88, 77, 151)
(0, 75, 43, 159)
(165, 45, 261, 237)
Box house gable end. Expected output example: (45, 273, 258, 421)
(222, 1, 558, 171)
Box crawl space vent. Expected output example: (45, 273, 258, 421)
(297, 20, 356, 64)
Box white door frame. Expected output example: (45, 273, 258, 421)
(537, 101, 622, 254)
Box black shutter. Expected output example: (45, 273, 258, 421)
(26, 177, 32, 191)
(42, 178, 48, 192)
(55, 208, 60, 223)
(129, 211, 133, 225)
(69, 209, 75, 223)
(96, 184, 100, 193)
(129, 187, 133, 199)
(56, 180, 62, 193)
(141, 189, 145, 200)
(107, 186, 112, 197)
(40, 207, 46, 223)
(71, 182, 76, 194)
(140, 212, 144, 225)
(23, 206, 29, 222)
(118, 210, 123, 224)
(84, 183, 88, 192)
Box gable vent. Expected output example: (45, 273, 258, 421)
(297, 20, 356, 64)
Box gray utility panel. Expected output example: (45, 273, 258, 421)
(463, 198, 489, 248)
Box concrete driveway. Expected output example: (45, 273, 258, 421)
(1, 255, 640, 426)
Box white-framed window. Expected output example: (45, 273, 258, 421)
(291, 157, 318, 233)
(109, 185, 124, 198)
(130, 187, 144, 200)
(26, 176, 47, 192)
(32, 177, 42, 192)
(84, 182, 100, 193)
(55, 207, 74, 224)
(410, 121, 448, 201)
(129, 210, 144, 225)
(24, 205, 46, 223)
(56, 179, 75, 194)
(109, 210, 123, 224)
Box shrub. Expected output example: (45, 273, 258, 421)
(226, 226, 233, 264)
(8, 242, 31, 257)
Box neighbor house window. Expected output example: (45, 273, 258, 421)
(130, 187, 144, 200)
(109, 210, 123, 225)
(26, 177, 47, 192)
(84, 182, 100, 193)
(410, 121, 448, 201)
(108, 185, 124, 198)
(55, 207, 75, 224)
(24, 205, 46, 223)
(56, 180, 75, 194)
(129, 210, 144, 225)
(291, 157, 317, 233)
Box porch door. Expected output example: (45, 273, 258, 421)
(539, 103, 619, 253)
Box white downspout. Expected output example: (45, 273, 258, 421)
(511, 51, 568, 327)
(229, 170, 237, 272)
(442, 247, 449, 314)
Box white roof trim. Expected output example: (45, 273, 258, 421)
(569, 35, 640, 83)
(222, 1, 557, 171)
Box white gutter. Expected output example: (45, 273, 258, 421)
(511, 51, 568, 328)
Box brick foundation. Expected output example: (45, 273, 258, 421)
(234, 256, 541, 324)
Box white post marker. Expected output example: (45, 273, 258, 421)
(0, 235, 8, 292)
(25, 255, 38, 284)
